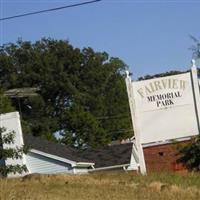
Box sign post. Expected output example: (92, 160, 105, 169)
(125, 71, 146, 175)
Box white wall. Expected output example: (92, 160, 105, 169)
(26, 152, 73, 174)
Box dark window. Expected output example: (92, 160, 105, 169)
(158, 152, 164, 156)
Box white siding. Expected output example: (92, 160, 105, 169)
(26, 152, 73, 174)
(74, 168, 89, 174)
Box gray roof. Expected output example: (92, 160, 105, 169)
(24, 134, 132, 168)
(78, 143, 133, 168)
(23, 134, 91, 163)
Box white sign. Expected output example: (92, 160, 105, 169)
(132, 72, 199, 144)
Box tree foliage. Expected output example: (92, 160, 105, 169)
(0, 127, 28, 177)
(178, 136, 200, 171)
(0, 38, 132, 148)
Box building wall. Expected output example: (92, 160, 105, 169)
(26, 152, 73, 174)
(143, 140, 190, 172)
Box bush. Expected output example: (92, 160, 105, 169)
(178, 135, 200, 171)
(0, 127, 29, 177)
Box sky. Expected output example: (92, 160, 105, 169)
(0, 0, 200, 79)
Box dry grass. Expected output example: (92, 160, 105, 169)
(0, 172, 200, 200)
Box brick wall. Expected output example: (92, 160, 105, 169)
(143, 140, 190, 172)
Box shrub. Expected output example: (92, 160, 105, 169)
(178, 135, 200, 171)
(0, 127, 29, 177)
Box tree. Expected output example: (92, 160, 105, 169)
(0, 38, 132, 148)
(59, 104, 108, 148)
(0, 127, 28, 177)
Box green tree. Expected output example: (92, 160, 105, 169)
(0, 38, 132, 148)
(60, 105, 108, 148)
(0, 127, 28, 177)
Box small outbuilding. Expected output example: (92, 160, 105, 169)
(0, 112, 137, 177)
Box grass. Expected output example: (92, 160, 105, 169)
(0, 171, 200, 200)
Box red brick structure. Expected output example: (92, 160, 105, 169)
(143, 140, 190, 172)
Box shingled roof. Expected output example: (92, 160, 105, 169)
(78, 143, 133, 168)
(23, 134, 91, 163)
(23, 134, 133, 168)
